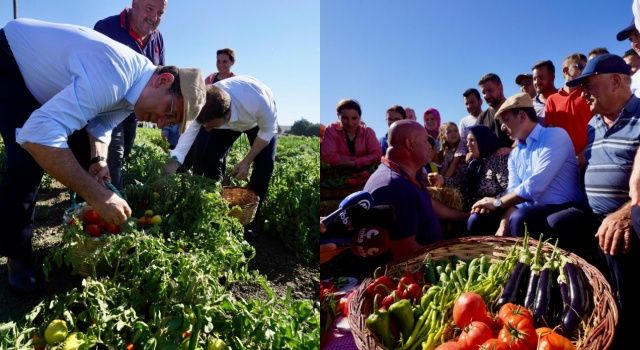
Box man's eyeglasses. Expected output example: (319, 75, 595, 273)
(165, 94, 177, 122)
(570, 63, 585, 70)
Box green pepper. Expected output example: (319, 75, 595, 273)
(420, 286, 440, 310)
(365, 295, 395, 348)
(389, 299, 415, 341)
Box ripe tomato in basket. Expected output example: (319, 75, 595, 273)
(104, 223, 121, 234)
(85, 224, 102, 237)
(83, 209, 101, 224)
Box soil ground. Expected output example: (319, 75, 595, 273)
(0, 181, 319, 323)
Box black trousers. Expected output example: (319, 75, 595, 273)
(0, 29, 89, 260)
(189, 126, 277, 221)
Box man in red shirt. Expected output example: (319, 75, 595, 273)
(545, 53, 592, 168)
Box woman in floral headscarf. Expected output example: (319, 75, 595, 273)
(423, 108, 441, 151)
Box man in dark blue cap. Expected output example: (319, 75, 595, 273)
(568, 53, 640, 349)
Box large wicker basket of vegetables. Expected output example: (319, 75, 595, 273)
(348, 236, 617, 350)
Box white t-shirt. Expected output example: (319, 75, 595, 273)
(632, 70, 640, 98)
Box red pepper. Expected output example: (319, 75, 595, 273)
(366, 275, 394, 298)
(406, 283, 423, 301)
(396, 275, 415, 299)
(381, 290, 399, 310)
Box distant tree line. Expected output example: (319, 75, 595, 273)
(288, 118, 320, 137)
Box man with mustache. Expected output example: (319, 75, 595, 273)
(94, 0, 167, 190)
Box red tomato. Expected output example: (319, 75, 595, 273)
(83, 209, 101, 224)
(497, 303, 533, 328)
(434, 341, 464, 350)
(453, 292, 491, 328)
(458, 321, 493, 350)
(104, 223, 121, 234)
(85, 224, 102, 237)
(536, 328, 576, 350)
(498, 316, 537, 350)
(478, 338, 508, 350)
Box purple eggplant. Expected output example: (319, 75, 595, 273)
(561, 262, 588, 336)
(496, 262, 529, 310)
(524, 273, 540, 309)
(496, 235, 533, 310)
(533, 267, 552, 326)
(524, 237, 545, 309)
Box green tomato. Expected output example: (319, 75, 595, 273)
(145, 209, 154, 217)
(62, 332, 85, 350)
(44, 319, 68, 345)
(207, 338, 228, 350)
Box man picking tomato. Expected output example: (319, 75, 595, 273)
(0, 18, 207, 292)
(164, 75, 278, 236)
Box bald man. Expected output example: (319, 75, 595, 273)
(363, 120, 467, 262)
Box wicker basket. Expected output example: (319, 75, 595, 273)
(348, 236, 618, 350)
(221, 186, 259, 226)
(427, 186, 463, 211)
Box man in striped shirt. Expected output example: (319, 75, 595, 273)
(569, 53, 640, 348)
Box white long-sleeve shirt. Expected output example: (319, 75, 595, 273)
(170, 75, 278, 163)
(4, 18, 155, 148)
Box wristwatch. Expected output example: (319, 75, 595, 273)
(493, 197, 503, 209)
(90, 156, 106, 164)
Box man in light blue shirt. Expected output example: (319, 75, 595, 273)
(468, 92, 588, 241)
(0, 18, 206, 292)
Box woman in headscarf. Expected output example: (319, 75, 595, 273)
(423, 108, 441, 151)
(461, 125, 509, 210)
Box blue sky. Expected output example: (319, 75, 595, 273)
(0, 0, 320, 126)
(321, 1, 633, 138)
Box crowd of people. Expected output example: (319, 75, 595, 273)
(320, 11, 640, 347)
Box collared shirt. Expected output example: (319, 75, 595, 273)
(5, 18, 156, 147)
(508, 124, 583, 206)
(94, 9, 165, 123)
(94, 9, 165, 65)
(363, 161, 442, 245)
(533, 94, 547, 125)
(584, 95, 640, 215)
(171, 75, 278, 163)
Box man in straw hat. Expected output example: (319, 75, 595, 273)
(0, 18, 206, 292)
(468, 92, 589, 252)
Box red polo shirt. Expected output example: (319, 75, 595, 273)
(545, 87, 593, 154)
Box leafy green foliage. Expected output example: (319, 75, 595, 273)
(1, 129, 320, 349)
(289, 118, 321, 137)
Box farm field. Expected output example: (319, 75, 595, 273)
(0, 129, 320, 349)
